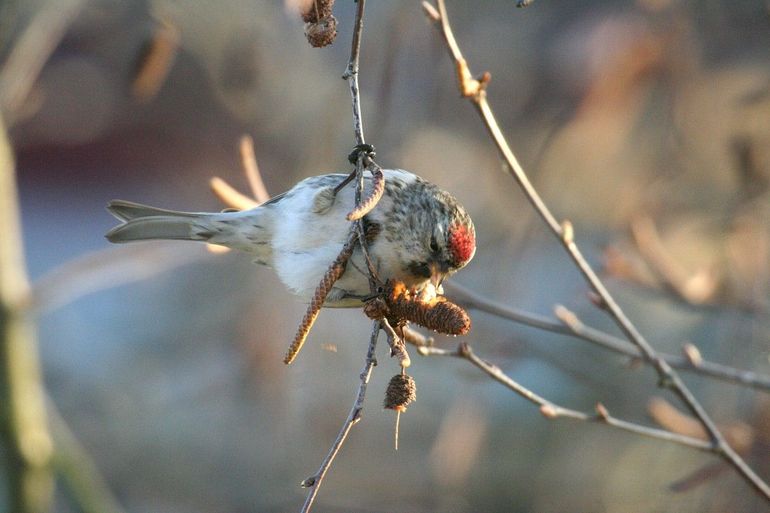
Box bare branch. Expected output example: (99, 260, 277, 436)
(48, 398, 126, 513)
(300, 321, 379, 512)
(0, 110, 54, 513)
(131, 16, 180, 102)
(0, 0, 86, 124)
(342, 0, 367, 146)
(381, 318, 411, 368)
(402, 325, 434, 348)
(296, 2, 396, 509)
(239, 135, 271, 204)
(630, 216, 719, 305)
(424, 0, 770, 500)
(418, 342, 713, 451)
(28, 244, 209, 314)
(209, 176, 260, 211)
(444, 281, 770, 392)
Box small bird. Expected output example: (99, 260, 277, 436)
(106, 169, 476, 307)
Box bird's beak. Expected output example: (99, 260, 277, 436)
(429, 263, 447, 294)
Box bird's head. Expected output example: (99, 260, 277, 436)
(395, 184, 476, 291)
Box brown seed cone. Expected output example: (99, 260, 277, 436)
(301, 0, 335, 23)
(383, 281, 471, 336)
(384, 374, 416, 412)
(304, 16, 337, 48)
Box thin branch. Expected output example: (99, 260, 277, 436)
(630, 216, 719, 305)
(0, 5, 130, 513)
(131, 15, 180, 102)
(297, 2, 385, 510)
(402, 324, 434, 348)
(342, 0, 366, 146)
(239, 135, 271, 204)
(443, 281, 770, 392)
(381, 317, 411, 368)
(553, 305, 770, 391)
(0, 113, 54, 513)
(424, 0, 770, 500)
(417, 342, 713, 452)
(48, 398, 126, 513)
(210, 135, 271, 210)
(28, 244, 209, 314)
(0, 0, 86, 124)
(341, 0, 381, 292)
(300, 321, 380, 513)
(209, 176, 260, 211)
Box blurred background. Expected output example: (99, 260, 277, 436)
(2, 0, 770, 511)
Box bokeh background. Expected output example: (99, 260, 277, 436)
(3, 0, 770, 511)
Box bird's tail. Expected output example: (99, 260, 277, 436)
(105, 200, 218, 244)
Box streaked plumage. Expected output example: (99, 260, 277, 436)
(106, 169, 475, 306)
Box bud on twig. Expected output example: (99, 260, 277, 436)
(595, 402, 610, 421)
(682, 343, 703, 368)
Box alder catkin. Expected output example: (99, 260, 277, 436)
(284, 235, 354, 364)
(384, 374, 416, 412)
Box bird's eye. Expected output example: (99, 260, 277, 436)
(430, 236, 439, 253)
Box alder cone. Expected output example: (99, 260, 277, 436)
(304, 16, 337, 48)
(301, 0, 335, 23)
(384, 373, 416, 412)
(402, 296, 471, 336)
(365, 281, 471, 336)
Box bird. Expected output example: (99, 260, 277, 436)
(105, 169, 476, 307)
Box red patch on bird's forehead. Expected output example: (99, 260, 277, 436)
(448, 223, 475, 265)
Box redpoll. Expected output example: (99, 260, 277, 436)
(106, 169, 475, 306)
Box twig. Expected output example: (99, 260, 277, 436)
(131, 15, 180, 102)
(342, 0, 366, 146)
(239, 135, 271, 204)
(296, 2, 391, 510)
(381, 317, 411, 368)
(647, 397, 755, 453)
(630, 216, 718, 305)
(443, 281, 770, 391)
(210, 135, 271, 211)
(299, 321, 380, 513)
(341, 0, 382, 291)
(0, 114, 54, 512)
(417, 342, 713, 451)
(424, 0, 770, 500)
(209, 176, 260, 211)
(0, 0, 86, 124)
(553, 305, 770, 391)
(352, 156, 381, 290)
(27, 244, 209, 314)
(48, 398, 126, 513)
(402, 324, 434, 348)
(0, 5, 129, 513)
